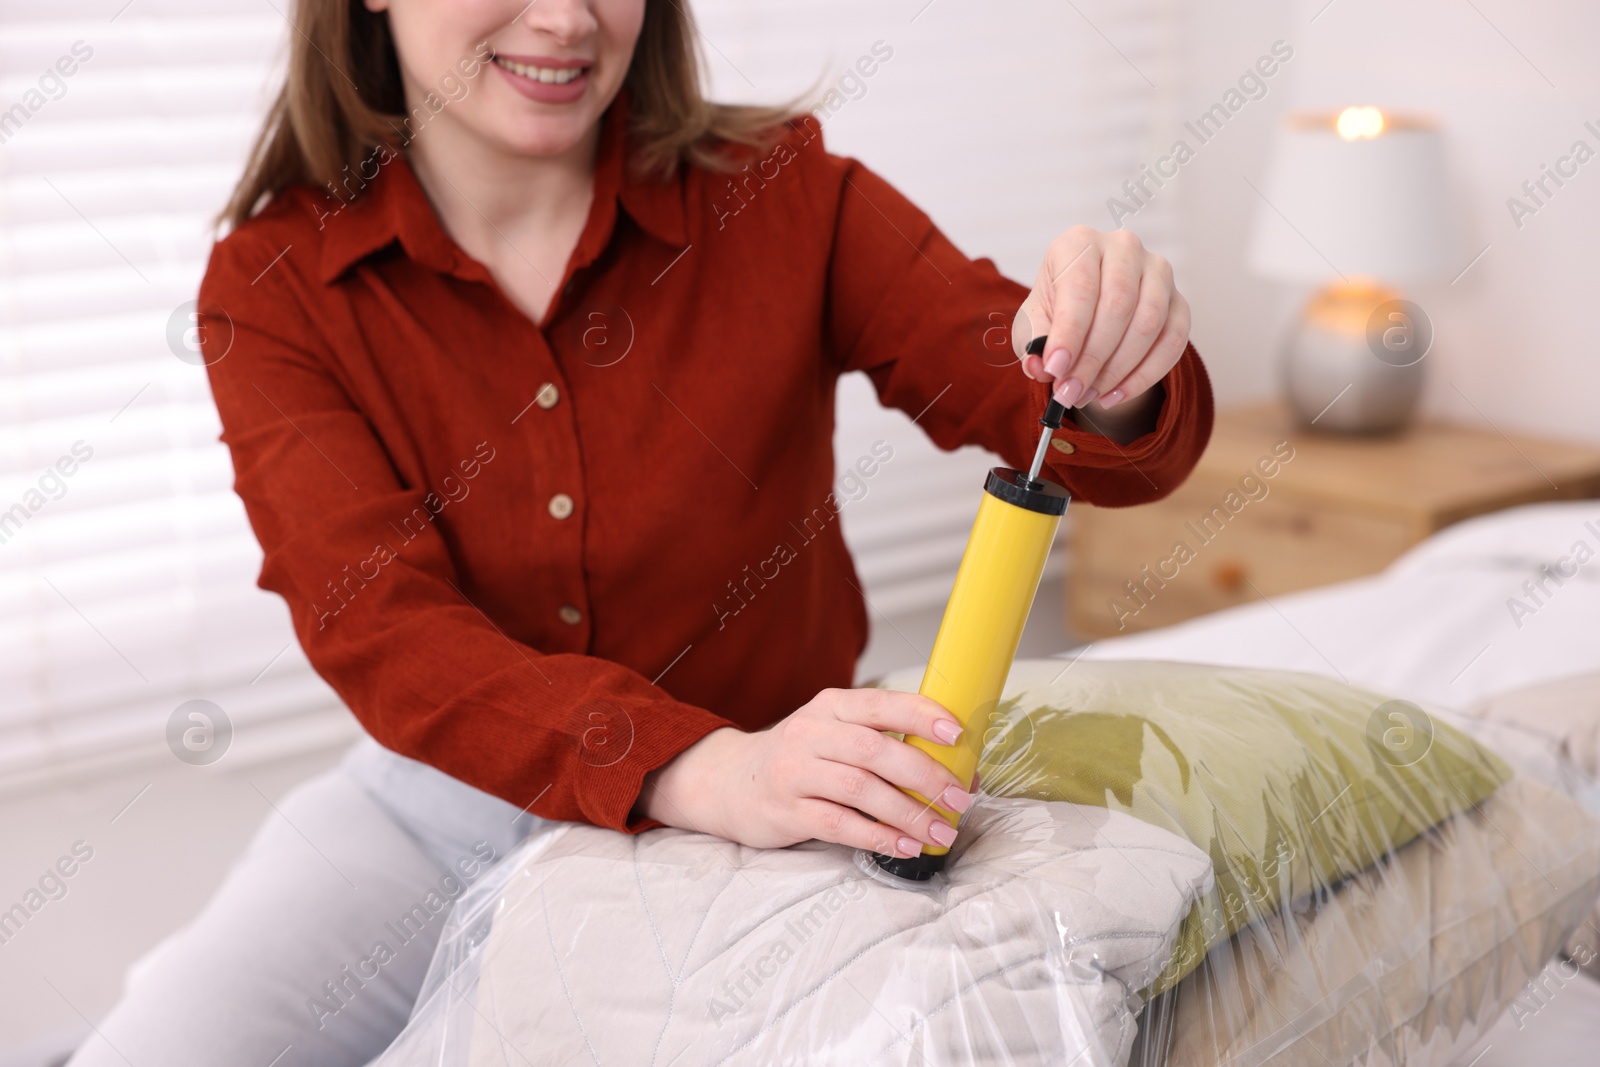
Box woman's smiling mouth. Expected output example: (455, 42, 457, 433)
(493, 55, 589, 84)
(489, 52, 592, 103)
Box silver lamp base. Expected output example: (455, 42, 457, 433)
(1280, 280, 1428, 435)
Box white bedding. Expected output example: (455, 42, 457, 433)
(1079, 501, 1600, 710)
(376, 799, 1212, 1067)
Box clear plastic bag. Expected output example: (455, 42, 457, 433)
(372, 660, 1600, 1067)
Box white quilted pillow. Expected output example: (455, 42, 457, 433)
(379, 797, 1212, 1067)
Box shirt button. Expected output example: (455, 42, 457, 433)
(558, 605, 583, 626)
(1051, 438, 1076, 455)
(548, 493, 574, 519)
(535, 382, 559, 409)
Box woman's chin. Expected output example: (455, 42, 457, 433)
(486, 117, 602, 162)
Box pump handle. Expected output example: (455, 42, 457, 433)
(1026, 335, 1069, 430)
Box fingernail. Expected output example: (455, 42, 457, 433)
(1100, 388, 1124, 408)
(938, 785, 973, 814)
(932, 719, 963, 745)
(897, 836, 922, 857)
(1044, 348, 1072, 378)
(928, 821, 958, 848)
(1054, 378, 1085, 408)
(1080, 386, 1099, 406)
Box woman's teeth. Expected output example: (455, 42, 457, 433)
(494, 57, 586, 84)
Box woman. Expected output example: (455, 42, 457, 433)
(70, 0, 1212, 1063)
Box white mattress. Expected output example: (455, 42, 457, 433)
(1077, 501, 1600, 711)
(1458, 968, 1600, 1067)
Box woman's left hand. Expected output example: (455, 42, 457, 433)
(1011, 226, 1190, 411)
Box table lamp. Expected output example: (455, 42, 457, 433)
(1248, 107, 1455, 433)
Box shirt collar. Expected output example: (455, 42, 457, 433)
(316, 85, 687, 285)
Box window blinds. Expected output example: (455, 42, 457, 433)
(0, 4, 347, 790)
(0, 0, 1185, 785)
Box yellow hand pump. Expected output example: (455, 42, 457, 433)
(873, 337, 1071, 881)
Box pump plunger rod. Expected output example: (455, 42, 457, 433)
(1026, 336, 1069, 484)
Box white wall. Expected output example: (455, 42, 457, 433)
(1173, 0, 1600, 443)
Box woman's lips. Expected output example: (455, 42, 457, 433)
(491, 54, 591, 104)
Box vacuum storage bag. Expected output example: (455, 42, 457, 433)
(371, 660, 1600, 1067)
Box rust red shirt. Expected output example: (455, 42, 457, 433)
(199, 88, 1214, 833)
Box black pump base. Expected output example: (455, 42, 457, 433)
(872, 850, 948, 881)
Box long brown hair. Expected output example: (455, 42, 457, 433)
(220, 0, 812, 230)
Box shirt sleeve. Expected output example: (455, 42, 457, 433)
(198, 233, 735, 834)
(803, 127, 1215, 503)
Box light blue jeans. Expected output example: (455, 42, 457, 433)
(65, 737, 547, 1067)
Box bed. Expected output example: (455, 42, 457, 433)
(1076, 499, 1600, 710)
(371, 502, 1600, 1066)
(1085, 500, 1600, 1066)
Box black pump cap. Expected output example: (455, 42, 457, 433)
(986, 467, 1069, 516)
(874, 849, 948, 881)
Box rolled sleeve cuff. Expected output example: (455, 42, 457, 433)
(575, 699, 739, 834)
(1034, 342, 1214, 504)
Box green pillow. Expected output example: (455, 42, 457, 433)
(875, 659, 1512, 994)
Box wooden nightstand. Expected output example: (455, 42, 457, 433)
(1069, 403, 1600, 638)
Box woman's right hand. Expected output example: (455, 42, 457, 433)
(636, 688, 976, 859)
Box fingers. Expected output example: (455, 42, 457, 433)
(1053, 229, 1145, 408)
(1100, 291, 1191, 408)
(823, 688, 963, 748)
(807, 760, 960, 850)
(815, 723, 968, 817)
(1084, 258, 1174, 403)
(779, 689, 978, 856)
(1020, 227, 1184, 410)
(797, 799, 924, 858)
(1039, 228, 1104, 392)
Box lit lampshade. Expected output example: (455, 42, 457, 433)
(1248, 108, 1456, 284)
(1248, 108, 1456, 435)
